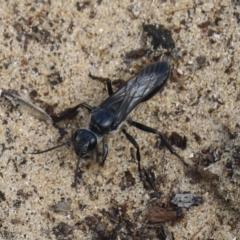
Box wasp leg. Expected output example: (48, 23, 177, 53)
(128, 120, 189, 167)
(89, 73, 113, 96)
(106, 80, 113, 96)
(100, 138, 108, 166)
(122, 128, 156, 189)
(122, 129, 142, 177)
(51, 102, 93, 123)
(89, 73, 126, 97)
(51, 103, 93, 138)
(106, 79, 124, 96)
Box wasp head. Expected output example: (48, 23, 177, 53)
(73, 129, 97, 156)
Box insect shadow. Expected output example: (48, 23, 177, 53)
(33, 60, 188, 190)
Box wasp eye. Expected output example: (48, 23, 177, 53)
(72, 129, 81, 143)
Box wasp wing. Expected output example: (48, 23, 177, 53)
(99, 61, 170, 129)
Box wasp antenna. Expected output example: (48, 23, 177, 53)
(31, 141, 74, 154)
(74, 150, 82, 192)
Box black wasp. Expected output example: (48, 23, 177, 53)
(34, 60, 188, 189)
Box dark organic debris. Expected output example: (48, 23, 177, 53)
(223, 146, 240, 179)
(0, 143, 5, 158)
(124, 48, 147, 60)
(232, 146, 240, 167)
(123, 24, 175, 62)
(83, 200, 133, 239)
(1, 89, 52, 122)
(75, 199, 176, 239)
(76, 1, 91, 11)
(50, 198, 72, 213)
(17, 189, 33, 200)
(190, 149, 222, 166)
(0, 190, 6, 201)
(142, 167, 156, 190)
(47, 72, 63, 85)
(29, 89, 38, 99)
(148, 205, 182, 223)
(11, 218, 23, 225)
(196, 55, 207, 67)
(185, 165, 219, 183)
(169, 132, 187, 150)
(171, 193, 203, 208)
(197, 20, 211, 29)
(192, 132, 201, 144)
(149, 191, 161, 199)
(14, 22, 51, 51)
(119, 169, 136, 190)
(143, 24, 175, 50)
(53, 222, 73, 239)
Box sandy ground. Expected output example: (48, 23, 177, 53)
(0, 0, 240, 239)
